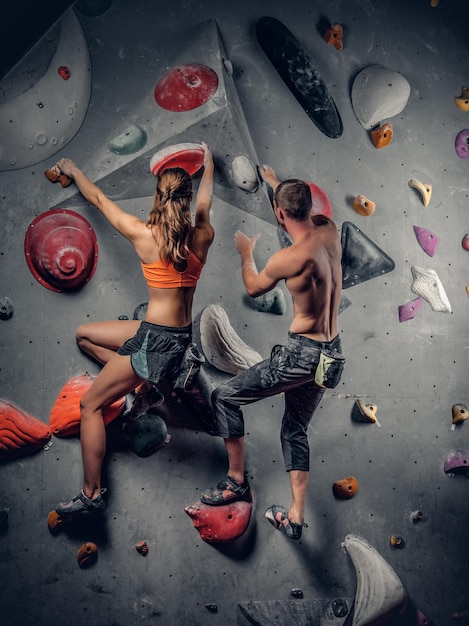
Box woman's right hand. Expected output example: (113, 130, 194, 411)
(56, 158, 79, 178)
(200, 141, 213, 169)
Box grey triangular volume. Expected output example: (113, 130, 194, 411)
(341, 221, 395, 289)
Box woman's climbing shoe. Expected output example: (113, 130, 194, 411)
(201, 475, 251, 506)
(55, 488, 107, 516)
(265, 504, 307, 540)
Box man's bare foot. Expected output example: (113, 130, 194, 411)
(258, 164, 280, 190)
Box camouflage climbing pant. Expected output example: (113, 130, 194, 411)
(211, 333, 343, 472)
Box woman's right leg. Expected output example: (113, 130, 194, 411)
(76, 319, 141, 365)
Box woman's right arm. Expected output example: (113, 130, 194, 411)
(194, 142, 214, 240)
(56, 158, 144, 241)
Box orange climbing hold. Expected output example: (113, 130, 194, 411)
(353, 195, 376, 217)
(371, 122, 393, 148)
(77, 542, 98, 568)
(47, 510, 72, 534)
(0, 398, 51, 459)
(333, 476, 359, 499)
(323, 23, 343, 51)
(49, 374, 125, 437)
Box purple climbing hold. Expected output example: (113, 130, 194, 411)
(398, 297, 423, 322)
(413, 226, 439, 257)
(444, 449, 469, 477)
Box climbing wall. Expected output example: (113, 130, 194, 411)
(1, 0, 469, 625)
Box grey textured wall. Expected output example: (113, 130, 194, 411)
(1, 1, 468, 625)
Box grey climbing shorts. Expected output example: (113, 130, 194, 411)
(117, 321, 192, 384)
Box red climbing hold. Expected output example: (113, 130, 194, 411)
(184, 499, 252, 543)
(24, 209, 98, 293)
(150, 143, 205, 177)
(49, 373, 125, 437)
(58, 66, 71, 80)
(0, 399, 51, 459)
(154, 63, 218, 112)
(307, 182, 333, 219)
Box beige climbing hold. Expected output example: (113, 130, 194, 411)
(371, 122, 393, 149)
(466, 285, 469, 298)
(408, 178, 432, 207)
(323, 23, 343, 51)
(430, 0, 440, 7)
(353, 195, 376, 217)
(452, 403, 469, 431)
(200, 304, 263, 375)
(355, 399, 381, 426)
(454, 86, 469, 112)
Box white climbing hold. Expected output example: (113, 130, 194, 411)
(410, 266, 451, 313)
(342, 533, 407, 626)
(200, 304, 263, 375)
(232, 155, 258, 193)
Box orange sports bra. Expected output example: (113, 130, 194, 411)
(141, 249, 204, 288)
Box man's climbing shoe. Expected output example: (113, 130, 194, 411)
(265, 504, 307, 540)
(124, 384, 164, 422)
(56, 488, 107, 516)
(201, 475, 251, 506)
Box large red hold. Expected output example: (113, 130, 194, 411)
(0, 399, 51, 459)
(154, 63, 218, 112)
(185, 499, 252, 543)
(49, 373, 125, 437)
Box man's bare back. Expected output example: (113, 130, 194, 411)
(259, 165, 342, 341)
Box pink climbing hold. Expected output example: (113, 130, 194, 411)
(416, 608, 434, 625)
(462, 234, 469, 251)
(444, 449, 469, 477)
(413, 226, 439, 257)
(398, 297, 423, 322)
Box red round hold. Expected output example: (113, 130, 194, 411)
(58, 66, 71, 80)
(24, 209, 98, 292)
(154, 63, 218, 112)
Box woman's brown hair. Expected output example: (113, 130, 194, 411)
(147, 167, 193, 263)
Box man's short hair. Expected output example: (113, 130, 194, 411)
(274, 179, 312, 220)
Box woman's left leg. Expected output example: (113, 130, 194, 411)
(76, 319, 141, 365)
(56, 353, 142, 516)
(80, 353, 142, 496)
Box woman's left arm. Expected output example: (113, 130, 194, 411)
(56, 159, 143, 240)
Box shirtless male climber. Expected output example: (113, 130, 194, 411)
(201, 164, 344, 540)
